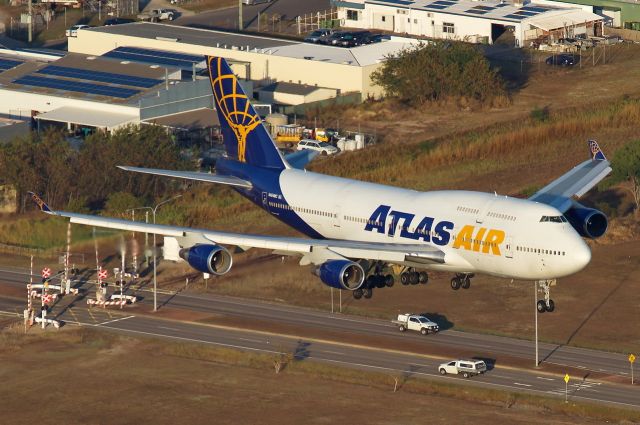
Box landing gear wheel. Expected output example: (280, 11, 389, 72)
(451, 277, 461, 290)
(419, 272, 429, 284)
(353, 289, 363, 300)
(546, 299, 555, 312)
(374, 275, 385, 289)
(409, 272, 419, 285)
(461, 276, 471, 289)
(385, 274, 394, 287)
(363, 288, 373, 299)
(400, 273, 410, 286)
(536, 300, 546, 313)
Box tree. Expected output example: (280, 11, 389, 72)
(370, 41, 506, 106)
(606, 141, 640, 216)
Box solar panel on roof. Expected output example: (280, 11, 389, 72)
(367, 0, 414, 4)
(521, 6, 548, 12)
(0, 58, 24, 71)
(467, 9, 489, 14)
(432, 0, 456, 5)
(114, 47, 204, 63)
(13, 75, 140, 98)
(513, 10, 539, 16)
(426, 4, 448, 9)
(37, 65, 160, 88)
(503, 13, 526, 20)
(494, 3, 508, 6)
(103, 47, 204, 70)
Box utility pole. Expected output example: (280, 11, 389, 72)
(238, 0, 243, 31)
(28, 0, 32, 43)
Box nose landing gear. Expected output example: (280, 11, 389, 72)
(536, 279, 556, 313)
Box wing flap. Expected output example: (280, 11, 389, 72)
(117, 166, 253, 189)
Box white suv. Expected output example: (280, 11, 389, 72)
(297, 140, 339, 156)
(66, 24, 90, 37)
(438, 359, 487, 378)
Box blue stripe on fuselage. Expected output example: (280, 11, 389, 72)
(216, 158, 325, 239)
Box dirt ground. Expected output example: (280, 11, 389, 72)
(0, 328, 619, 425)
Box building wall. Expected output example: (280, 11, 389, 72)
(341, 2, 523, 44)
(549, 0, 640, 26)
(68, 31, 383, 97)
(0, 89, 140, 119)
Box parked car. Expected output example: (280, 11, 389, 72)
(65, 24, 90, 37)
(104, 18, 133, 26)
(137, 9, 175, 22)
(297, 140, 339, 155)
(438, 360, 487, 378)
(363, 33, 390, 44)
(545, 54, 578, 66)
(304, 28, 334, 44)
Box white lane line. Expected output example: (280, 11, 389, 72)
(157, 326, 180, 331)
(537, 377, 555, 381)
(98, 315, 135, 326)
(514, 383, 532, 387)
(235, 337, 263, 343)
(321, 350, 346, 356)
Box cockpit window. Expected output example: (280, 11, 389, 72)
(540, 215, 567, 223)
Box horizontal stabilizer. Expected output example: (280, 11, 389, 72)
(117, 166, 252, 189)
(284, 149, 319, 170)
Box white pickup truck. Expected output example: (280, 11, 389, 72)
(137, 9, 175, 22)
(392, 313, 439, 335)
(438, 359, 487, 378)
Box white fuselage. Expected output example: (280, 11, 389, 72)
(268, 169, 591, 280)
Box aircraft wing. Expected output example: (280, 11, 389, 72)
(30, 194, 445, 267)
(529, 140, 611, 212)
(117, 166, 253, 189)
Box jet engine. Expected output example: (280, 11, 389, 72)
(564, 203, 608, 239)
(179, 244, 233, 275)
(316, 260, 365, 290)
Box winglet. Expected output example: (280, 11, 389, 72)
(589, 140, 606, 161)
(28, 192, 54, 215)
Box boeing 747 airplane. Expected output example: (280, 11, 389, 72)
(31, 57, 612, 313)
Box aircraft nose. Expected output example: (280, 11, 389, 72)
(571, 239, 592, 273)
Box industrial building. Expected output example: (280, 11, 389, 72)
(67, 23, 419, 99)
(0, 47, 219, 136)
(334, 0, 604, 46)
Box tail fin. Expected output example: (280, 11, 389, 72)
(588, 140, 606, 161)
(207, 56, 288, 170)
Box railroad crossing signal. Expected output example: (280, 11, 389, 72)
(41, 267, 51, 278)
(98, 268, 108, 280)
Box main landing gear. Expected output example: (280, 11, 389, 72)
(536, 279, 556, 313)
(352, 265, 428, 300)
(450, 273, 473, 290)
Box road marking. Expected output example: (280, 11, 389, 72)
(514, 383, 532, 387)
(98, 315, 135, 326)
(537, 377, 555, 381)
(157, 326, 180, 331)
(235, 337, 263, 343)
(321, 350, 346, 356)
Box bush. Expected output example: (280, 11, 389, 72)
(371, 41, 507, 106)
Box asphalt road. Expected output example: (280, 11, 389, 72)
(0, 294, 638, 410)
(173, 0, 331, 32)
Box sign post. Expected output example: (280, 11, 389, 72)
(629, 354, 636, 385)
(564, 373, 570, 403)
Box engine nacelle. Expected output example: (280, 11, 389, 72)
(316, 260, 365, 290)
(179, 244, 232, 275)
(564, 203, 608, 239)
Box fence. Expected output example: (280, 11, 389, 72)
(295, 9, 339, 35)
(604, 27, 640, 43)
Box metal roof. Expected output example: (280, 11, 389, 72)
(364, 0, 598, 23)
(34, 106, 138, 129)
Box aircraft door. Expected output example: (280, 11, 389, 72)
(505, 236, 513, 259)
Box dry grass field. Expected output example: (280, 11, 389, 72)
(0, 325, 636, 425)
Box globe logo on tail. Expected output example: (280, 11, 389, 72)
(208, 57, 261, 163)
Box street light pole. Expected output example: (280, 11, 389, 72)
(151, 195, 182, 312)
